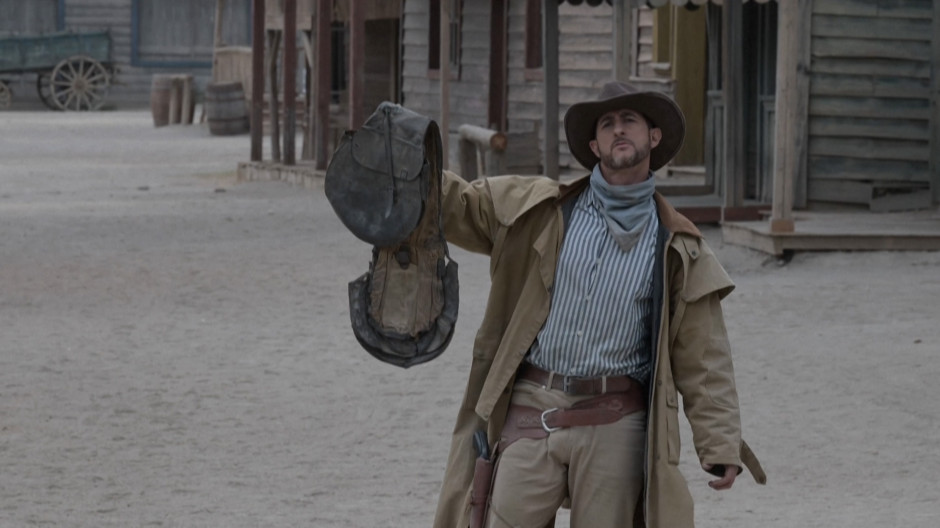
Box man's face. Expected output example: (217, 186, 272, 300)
(589, 109, 662, 172)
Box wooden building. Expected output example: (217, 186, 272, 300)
(0, 0, 251, 107)
(242, 0, 939, 253)
(392, 0, 940, 252)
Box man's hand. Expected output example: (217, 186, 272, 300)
(703, 463, 739, 491)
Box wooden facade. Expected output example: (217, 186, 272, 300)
(0, 0, 252, 107)
(804, 0, 935, 212)
(402, 0, 621, 171)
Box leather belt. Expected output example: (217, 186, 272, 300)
(517, 362, 642, 396)
(500, 391, 646, 447)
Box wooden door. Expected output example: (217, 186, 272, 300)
(362, 18, 400, 113)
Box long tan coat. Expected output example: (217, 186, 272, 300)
(433, 171, 765, 528)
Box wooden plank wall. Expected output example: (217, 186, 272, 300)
(0, 0, 59, 34)
(807, 0, 934, 211)
(402, 0, 622, 172)
(60, 0, 216, 108)
(401, 0, 488, 169)
(505, 1, 617, 171)
(50, 0, 255, 108)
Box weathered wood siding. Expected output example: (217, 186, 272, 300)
(0, 0, 59, 34)
(401, 0, 490, 168)
(402, 0, 629, 171)
(11, 0, 252, 108)
(505, 1, 618, 170)
(806, 0, 934, 209)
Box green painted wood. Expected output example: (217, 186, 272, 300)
(0, 31, 110, 73)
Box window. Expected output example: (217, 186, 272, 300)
(524, 0, 542, 80)
(428, 0, 461, 78)
(132, 0, 250, 68)
(331, 21, 347, 104)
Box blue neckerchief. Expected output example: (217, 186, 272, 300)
(589, 164, 656, 251)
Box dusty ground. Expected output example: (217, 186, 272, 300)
(1, 111, 939, 527)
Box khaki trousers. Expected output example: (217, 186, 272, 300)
(485, 380, 646, 528)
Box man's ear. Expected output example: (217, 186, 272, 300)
(589, 139, 600, 158)
(649, 127, 662, 149)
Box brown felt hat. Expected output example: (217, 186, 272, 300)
(564, 81, 686, 171)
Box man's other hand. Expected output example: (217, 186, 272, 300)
(703, 463, 739, 490)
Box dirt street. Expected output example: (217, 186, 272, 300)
(1, 111, 939, 527)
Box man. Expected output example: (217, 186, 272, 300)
(433, 81, 765, 528)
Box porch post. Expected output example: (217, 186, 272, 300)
(612, 1, 635, 81)
(283, 0, 297, 165)
(250, 0, 265, 161)
(931, 0, 940, 204)
(542, 0, 559, 180)
(488, 0, 507, 131)
(721, 0, 744, 209)
(440, 0, 451, 169)
(349, 0, 365, 128)
(769, 0, 797, 232)
(771, 0, 813, 231)
(314, 0, 331, 170)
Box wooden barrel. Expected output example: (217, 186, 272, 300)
(150, 75, 175, 127)
(205, 82, 249, 136)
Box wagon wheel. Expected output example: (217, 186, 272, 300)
(36, 72, 61, 111)
(49, 55, 110, 111)
(0, 80, 11, 110)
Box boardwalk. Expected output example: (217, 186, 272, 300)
(1, 112, 939, 527)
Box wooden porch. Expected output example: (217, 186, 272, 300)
(722, 207, 940, 256)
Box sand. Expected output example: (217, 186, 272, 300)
(1, 111, 938, 527)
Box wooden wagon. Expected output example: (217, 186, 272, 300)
(0, 30, 112, 111)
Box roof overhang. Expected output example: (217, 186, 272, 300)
(639, 0, 775, 6)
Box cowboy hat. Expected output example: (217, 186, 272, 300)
(563, 81, 686, 171)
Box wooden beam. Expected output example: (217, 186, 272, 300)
(488, 0, 507, 131)
(722, 0, 745, 208)
(314, 0, 331, 170)
(612, 1, 635, 80)
(214, 0, 227, 49)
(267, 30, 281, 162)
(793, 1, 812, 209)
(542, 0, 559, 180)
(250, 0, 265, 161)
(770, 0, 799, 232)
(932, 0, 940, 204)
(348, 0, 365, 128)
(283, 0, 297, 165)
(440, 0, 451, 169)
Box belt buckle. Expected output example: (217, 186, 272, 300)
(540, 407, 561, 433)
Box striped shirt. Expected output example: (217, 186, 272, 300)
(526, 188, 658, 384)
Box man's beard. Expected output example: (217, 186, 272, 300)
(601, 139, 650, 171)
